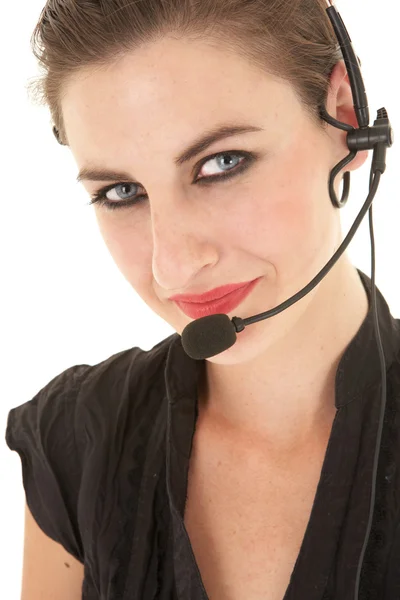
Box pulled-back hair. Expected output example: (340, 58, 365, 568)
(27, 0, 343, 146)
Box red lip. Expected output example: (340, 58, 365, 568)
(173, 278, 261, 320)
(170, 279, 257, 304)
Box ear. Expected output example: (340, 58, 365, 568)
(325, 60, 369, 173)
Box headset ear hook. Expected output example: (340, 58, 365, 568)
(319, 104, 355, 208)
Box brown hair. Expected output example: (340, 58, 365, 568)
(27, 0, 343, 147)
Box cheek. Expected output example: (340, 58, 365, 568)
(218, 181, 313, 264)
(245, 141, 333, 267)
(95, 212, 152, 287)
(218, 155, 333, 287)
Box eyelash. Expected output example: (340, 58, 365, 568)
(87, 150, 257, 212)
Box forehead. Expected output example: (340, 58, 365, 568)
(64, 39, 297, 124)
(62, 37, 304, 166)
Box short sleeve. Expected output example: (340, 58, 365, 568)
(5, 364, 91, 564)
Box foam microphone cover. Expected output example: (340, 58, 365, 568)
(181, 313, 237, 360)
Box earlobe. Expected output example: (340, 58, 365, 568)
(344, 148, 369, 173)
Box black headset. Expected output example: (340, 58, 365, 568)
(320, 4, 394, 598)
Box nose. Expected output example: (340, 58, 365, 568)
(150, 195, 218, 293)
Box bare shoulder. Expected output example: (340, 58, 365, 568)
(21, 502, 84, 600)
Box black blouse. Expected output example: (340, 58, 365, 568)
(5, 268, 400, 600)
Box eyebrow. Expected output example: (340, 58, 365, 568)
(76, 123, 263, 183)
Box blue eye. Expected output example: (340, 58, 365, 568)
(87, 150, 257, 212)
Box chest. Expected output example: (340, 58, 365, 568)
(183, 420, 330, 600)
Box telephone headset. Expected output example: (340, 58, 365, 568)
(52, 1, 394, 597)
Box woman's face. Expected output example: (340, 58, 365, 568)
(62, 37, 365, 363)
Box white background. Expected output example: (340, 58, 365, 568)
(1, 0, 399, 597)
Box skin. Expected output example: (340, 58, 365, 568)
(62, 36, 370, 453)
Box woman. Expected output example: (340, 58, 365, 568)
(5, 0, 400, 599)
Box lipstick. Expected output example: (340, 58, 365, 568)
(173, 278, 261, 319)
